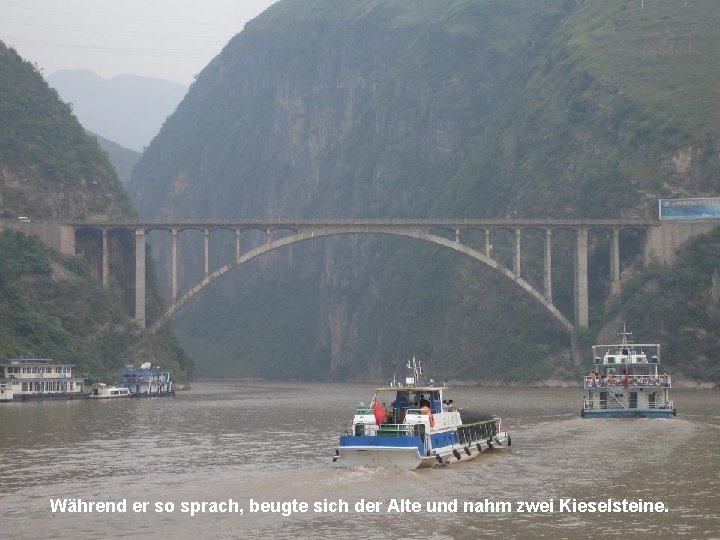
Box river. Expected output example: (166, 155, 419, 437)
(1, 382, 718, 539)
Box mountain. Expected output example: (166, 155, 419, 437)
(47, 70, 187, 152)
(128, 0, 720, 384)
(0, 41, 192, 381)
(92, 133, 141, 185)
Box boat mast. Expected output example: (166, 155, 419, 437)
(406, 356, 423, 386)
(617, 324, 633, 409)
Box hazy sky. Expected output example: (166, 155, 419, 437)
(0, 0, 279, 85)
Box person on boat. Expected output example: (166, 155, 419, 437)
(372, 400, 387, 425)
(420, 403, 435, 427)
(419, 394, 430, 408)
(607, 371, 615, 384)
(447, 399, 455, 411)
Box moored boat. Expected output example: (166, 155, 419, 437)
(90, 383, 131, 398)
(0, 357, 87, 400)
(333, 358, 510, 469)
(581, 325, 676, 418)
(115, 362, 175, 397)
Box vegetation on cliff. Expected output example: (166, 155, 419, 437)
(0, 42, 134, 220)
(0, 231, 193, 381)
(129, 0, 719, 383)
(0, 41, 192, 381)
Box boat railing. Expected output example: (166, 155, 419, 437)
(583, 375, 671, 388)
(350, 423, 426, 437)
(456, 420, 497, 445)
(582, 400, 675, 411)
(405, 408, 431, 416)
(374, 424, 419, 436)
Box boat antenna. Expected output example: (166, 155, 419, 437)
(406, 356, 423, 385)
(617, 323, 633, 345)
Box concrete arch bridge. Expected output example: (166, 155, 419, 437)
(48, 218, 713, 338)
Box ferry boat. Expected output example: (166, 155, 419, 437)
(332, 358, 510, 469)
(581, 326, 676, 418)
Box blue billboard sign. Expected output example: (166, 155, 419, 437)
(659, 197, 720, 220)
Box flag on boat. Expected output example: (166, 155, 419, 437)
(371, 394, 387, 424)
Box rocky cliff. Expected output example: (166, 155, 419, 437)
(129, 0, 720, 383)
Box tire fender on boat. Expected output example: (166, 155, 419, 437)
(464, 446, 471, 456)
(452, 449, 462, 460)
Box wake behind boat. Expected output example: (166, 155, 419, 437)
(581, 325, 676, 418)
(332, 358, 510, 469)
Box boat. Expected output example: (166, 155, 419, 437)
(115, 362, 175, 397)
(332, 357, 510, 469)
(90, 383, 131, 398)
(0, 357, 87, 401)
(581, 325, 676, 418)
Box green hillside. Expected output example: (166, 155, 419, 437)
(0, 41, 192, 382)
(0, 231, 192, 381)
(0, 44, 133, 220)
(129, 0, 719, 384)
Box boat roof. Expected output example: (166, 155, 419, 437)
(594, 343, 659, 351)
(594, 325, 659, 353)
(375, 386, 448, 392)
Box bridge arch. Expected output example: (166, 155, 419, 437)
(150, 228, 574, 335)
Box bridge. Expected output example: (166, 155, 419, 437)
(2, 218, 715, 338)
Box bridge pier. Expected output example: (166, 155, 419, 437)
(171, 229, 178, 301)
(574, 227, 589, 329)
(235, 228, 241, 261)
(610, 228, 621, 296)
(135, 229, 146, 329)
(544, 228, 552, 302)
(204, 229, 210, 277)
(102, 229, 109, 288)
(514, 228, 521, 277)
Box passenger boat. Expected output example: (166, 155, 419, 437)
(90, 383, 131, 398)
(332, 358, 510, 469)
(115, 362, 175, 397)
(581, 325, 676, 418)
